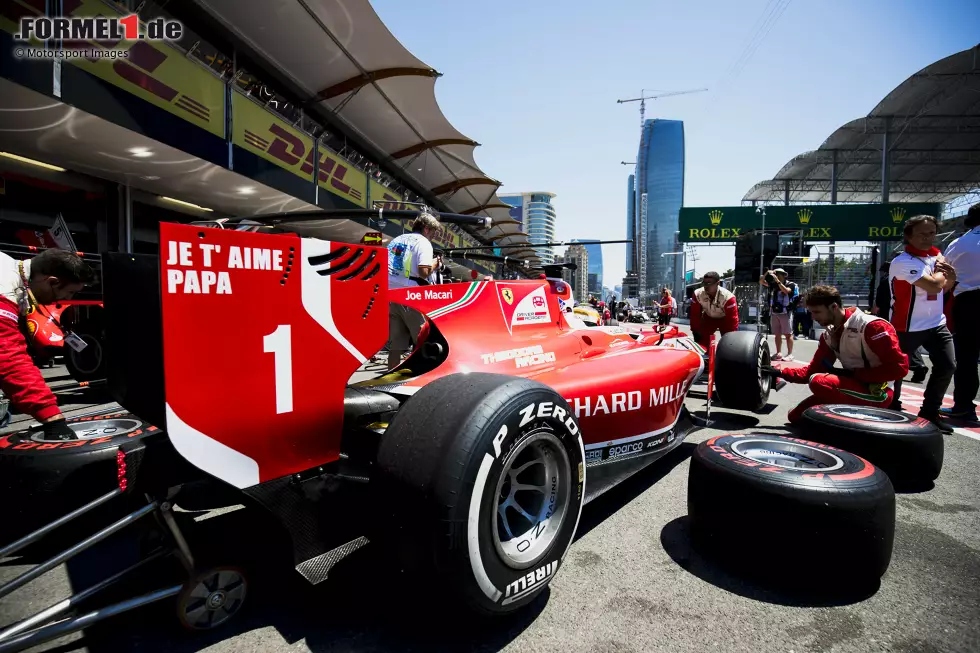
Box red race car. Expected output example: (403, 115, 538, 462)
(0, 215, 778, 639)
(26, 299, 106, 381)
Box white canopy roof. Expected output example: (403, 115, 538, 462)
(192, 0, 519, 227)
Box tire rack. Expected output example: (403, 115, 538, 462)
(0, 440, 201, 653)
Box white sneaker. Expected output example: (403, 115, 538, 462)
(784, 355, 795, 361)
(772, 353, 784, 361)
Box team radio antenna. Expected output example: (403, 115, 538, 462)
(616, 88, 708, 129)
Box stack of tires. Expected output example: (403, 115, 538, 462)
(690, 331, 946, 587)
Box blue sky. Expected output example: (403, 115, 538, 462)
(371, 0, 979, 286)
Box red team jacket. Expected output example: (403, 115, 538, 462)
(0, 276, 60, 421)
(780, 308, 908, 385)
(689, 291, 739, 335)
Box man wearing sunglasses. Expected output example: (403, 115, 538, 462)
(690, 271, 739, 347)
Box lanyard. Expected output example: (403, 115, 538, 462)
(18, 260, 67, 332)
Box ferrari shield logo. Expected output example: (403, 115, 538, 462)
(502, 288, 514, 305)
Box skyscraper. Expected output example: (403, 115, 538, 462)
(572, 239, 603, 295)
(499, 192, 558, 264)
(626, 174, 635, 273)
(632, 119, 685, 301)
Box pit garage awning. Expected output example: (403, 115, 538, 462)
(190, 0, 525, 246)
(744, 44, 980, 204)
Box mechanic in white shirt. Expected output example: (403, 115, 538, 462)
(386, 210, 440, 369)
(888, 214, 957, 432)
(940, 203, 980, 420)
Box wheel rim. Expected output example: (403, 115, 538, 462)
(29, 418, 144, 442)
(732, 439, 844, 471)
(180, 569, 246, 630)
(758, 344, 772, 394)
(69, 334, 102, 375)
(827, 406, 907, 423)
(492, 429, 571, 570)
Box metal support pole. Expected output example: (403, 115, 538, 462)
(0, 502, 158, 601)
(829, 149, 837, 282)
(0, 549, 168, 642)
(757, 207, 766, 333)
(121, 183, 132, 254)
(0, 488, 122, 559)
(784, 179, 790, 206)
(0, 584, 183, 653)
(881, 117, 891, 204)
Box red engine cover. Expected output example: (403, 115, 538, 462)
(159, 223, 388, 488)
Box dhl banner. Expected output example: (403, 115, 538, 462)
(369, 179, 411, 210)
(232, 91, 367, 207)
(232, 91, 313, 182)
(318, 146, 367, 207)
(0, 0, 225, 137)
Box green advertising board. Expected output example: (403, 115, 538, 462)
(678, 203, 943, 243)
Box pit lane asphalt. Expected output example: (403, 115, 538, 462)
(1, 329, 977, 653)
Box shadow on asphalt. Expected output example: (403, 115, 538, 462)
(61, 502, 545, 653)
(659, 516, 879, 608)
(574, 442, 696, 542)
(689, 410, 760, 430)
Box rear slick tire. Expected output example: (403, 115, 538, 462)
(714, 331, 771, 411)
(375, 373, 585, 616)
(688, 433, 895, 583)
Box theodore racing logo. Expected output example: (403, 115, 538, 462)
(15, 14, 183, 42)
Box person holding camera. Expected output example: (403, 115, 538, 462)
(760, 267, 799, 361)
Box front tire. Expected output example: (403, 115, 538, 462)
(375, 374, 585, 615)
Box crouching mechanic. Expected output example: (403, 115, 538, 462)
(1, 249, 94, 439)
(690, 271, 739, 347)
(767, 285, 909, 424)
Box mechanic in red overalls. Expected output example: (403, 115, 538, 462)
(0, 249, 93, 439)
(690, 271, 739, 347)
(766, 285, 909, 424)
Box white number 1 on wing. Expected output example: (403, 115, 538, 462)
(263, 325, 293, 414)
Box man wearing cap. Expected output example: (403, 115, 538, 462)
(760, 268, 800, 361)
(690, 271, 739, 347)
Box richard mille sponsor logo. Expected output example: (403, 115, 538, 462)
(565, 381, 689, 418)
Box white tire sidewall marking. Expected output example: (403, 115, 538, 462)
(466, 402, 586, 605)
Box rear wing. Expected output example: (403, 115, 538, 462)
(103, 223, 389, 489)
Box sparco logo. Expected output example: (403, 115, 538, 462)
(15, 15, 183, 42)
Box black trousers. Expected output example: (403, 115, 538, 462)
(952, 289, 980, 409)
(894, 325, 956, 415)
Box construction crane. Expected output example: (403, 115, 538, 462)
(616, 88, 708, 129)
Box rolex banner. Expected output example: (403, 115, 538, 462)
(678, 203, 943, 243)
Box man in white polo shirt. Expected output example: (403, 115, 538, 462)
(386, 209, 440, 369)
(940, 203, 980, 421)
(888, 214, 957, 432)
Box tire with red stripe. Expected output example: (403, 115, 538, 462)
(0, 412, 160, 543)
(800, 405, 943, 488)
(688, 433, 895, 582)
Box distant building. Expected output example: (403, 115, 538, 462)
(632, 119, 685, 302)
(561, 244, 589, 303)
(626, 174, 635, 273)
(572, 239, 603, 294)
(499, 191, 558, 264)
(622, 272, 638, 300)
